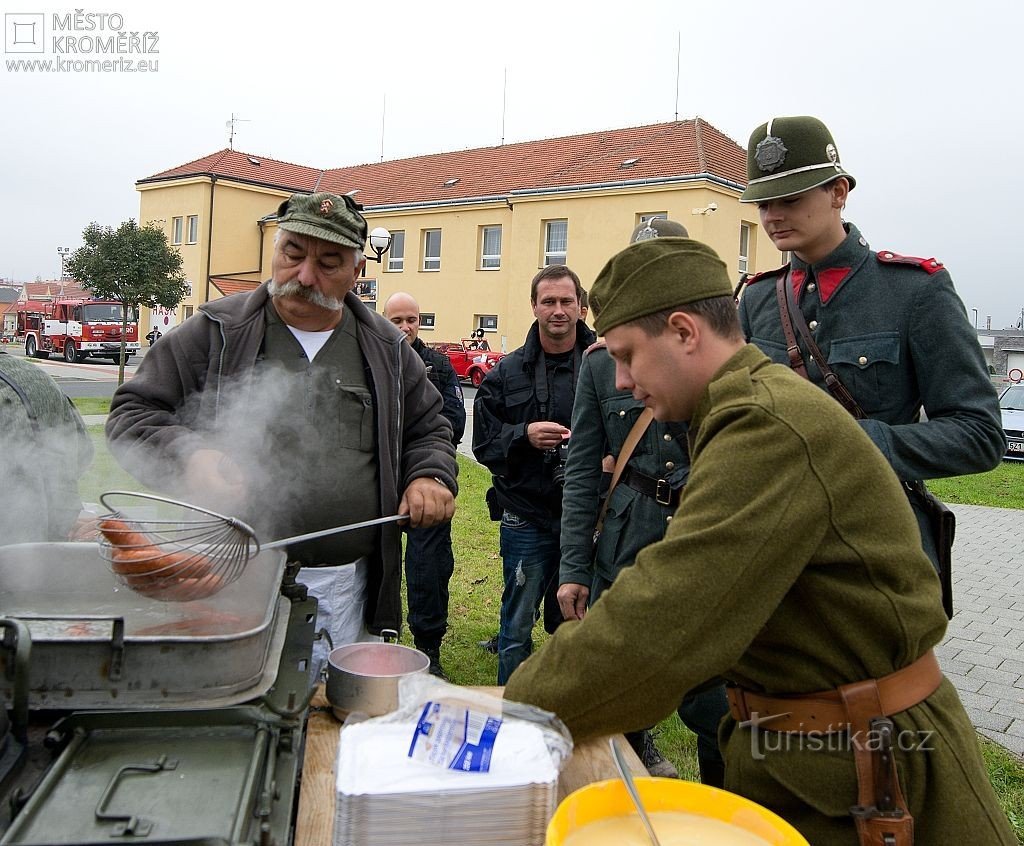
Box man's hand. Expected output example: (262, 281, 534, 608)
(557, 582, 590, 621)
(527, 422, 571, 451)
(183, 449, 247, 511)
(400, 477, 455, 528)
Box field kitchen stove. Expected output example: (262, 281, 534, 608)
(0, 542, 318, 846)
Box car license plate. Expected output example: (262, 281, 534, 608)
(1009, 440, 1024, 453)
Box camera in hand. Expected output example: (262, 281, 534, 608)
(546, 440, 570, 486)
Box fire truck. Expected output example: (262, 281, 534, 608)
(16, 296, 140, 364)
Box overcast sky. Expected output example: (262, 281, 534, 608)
(4, 0, 1021, 328)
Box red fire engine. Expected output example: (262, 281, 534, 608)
(16, 296, 140, 364)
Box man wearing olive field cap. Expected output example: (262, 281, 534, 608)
(506, 237, 1014, 845)
(107, 192, 458, 677)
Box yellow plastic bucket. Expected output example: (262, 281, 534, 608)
(546, 778, 809, 845)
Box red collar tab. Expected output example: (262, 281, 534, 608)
(744, 264, 789, 287)
(817, 267, 852, 303)
(790, 268, 806, 299)
(877, 251, 944, 275)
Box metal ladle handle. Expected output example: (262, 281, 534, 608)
(261, 514, 408, 550)
(609, 736, 663, 846)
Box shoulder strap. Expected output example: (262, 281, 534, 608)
(593, 407, 655, 539)
(777, 271, 866, 420)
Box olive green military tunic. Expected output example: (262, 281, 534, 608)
(504, 344, 1014, 845)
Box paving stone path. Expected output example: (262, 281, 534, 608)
(937, 503, 1024, 757)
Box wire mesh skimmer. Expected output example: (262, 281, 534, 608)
(98, 491, 406, 602)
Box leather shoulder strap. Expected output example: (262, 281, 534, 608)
(594, 407, 655, 538)
(779, 272, 867, 420)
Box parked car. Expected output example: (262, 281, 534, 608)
(998, 384, 1024, 461)
(426, 339, 504, 387)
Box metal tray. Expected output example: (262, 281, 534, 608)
(0, 543, 289, 710)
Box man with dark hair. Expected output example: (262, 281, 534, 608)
(384, 291, 466, 679)
(107, 192, 458, 677)
(473, 264, 595, 684)
(736, 116, 1004, 579)
(505, 238, 1015, 845)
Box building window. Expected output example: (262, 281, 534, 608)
(476, 314, 498, 332)
(480, 225, 502, 270)
(638, 212, 667, 225)
(171, 217, 183, 245)
(422, 229, 441, 271)
(187, 215, 199, 244)
(420, 313, 436, 329)
(183, 305, 194, 320)
(738, 223, 751, 273)
(387, 231, 405, 271)
(543, 220, 567, 266)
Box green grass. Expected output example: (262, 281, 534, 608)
(72, 397, 112, 416)
(928, 461, 1024, 510)
(80, 435, 1023, 839)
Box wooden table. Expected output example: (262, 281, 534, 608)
(293, 685, 646, 846)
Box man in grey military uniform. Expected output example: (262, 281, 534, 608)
(558, 218, 728, 784)
(736, 115, 1005, 575)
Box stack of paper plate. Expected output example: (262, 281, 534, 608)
(334, 717, 561, 846)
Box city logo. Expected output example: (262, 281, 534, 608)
(5, 14, 45, 54)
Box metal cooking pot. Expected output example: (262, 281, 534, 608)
(326, 633, 429, 719)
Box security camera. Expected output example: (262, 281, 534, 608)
(707, 202, 718, 213)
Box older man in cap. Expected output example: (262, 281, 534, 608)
(736, 116, 1004, 608)
(557, 218, 727, 784)
(107, 192, 458, 674)
(505, 237, 1014, 845)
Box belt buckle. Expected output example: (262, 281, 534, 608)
(655, 479, 672, 506)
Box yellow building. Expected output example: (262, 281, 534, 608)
(136, 119, 782, 348)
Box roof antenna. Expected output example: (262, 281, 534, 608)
(674, 32, 681, 121)
(379, 94, 386, 163)
(225, 113, 250, 151)
(501, 67, 507, 146)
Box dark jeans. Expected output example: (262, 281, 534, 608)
(497, 512, 560, 685)
(404, 521, 455, 649)
(592, 572, 727, 768)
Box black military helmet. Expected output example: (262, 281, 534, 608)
(739, 116, 855, 203)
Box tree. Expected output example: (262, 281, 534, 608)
(66, 219, 188, 384)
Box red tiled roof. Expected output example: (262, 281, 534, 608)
(141, 149, 322, 193)
(139, 119, 747, 208)
(211, 278, 261, 298)
(19, 280, 89, 300)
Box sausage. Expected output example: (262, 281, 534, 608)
(99, 518, 220, 597)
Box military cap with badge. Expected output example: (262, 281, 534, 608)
(276, 191, 368, 249)
(740, 115, 856, 204)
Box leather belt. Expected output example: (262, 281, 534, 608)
(726, 650, 942, 734)
(620, 465, 680, 508)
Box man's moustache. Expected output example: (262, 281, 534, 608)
(269, 278, 344, 311)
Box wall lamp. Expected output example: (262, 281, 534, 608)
(366, 227, 392, 263)
(691, 202, 718, 215)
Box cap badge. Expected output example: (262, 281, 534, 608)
(826, 143, 838, 164)
(318, 198, 335, 216)
(634, 223, 659, 242)
(754, 135, 788, 173)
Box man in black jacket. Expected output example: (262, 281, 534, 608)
(384, 292, 466, 679)
(473, 265, 596, 684)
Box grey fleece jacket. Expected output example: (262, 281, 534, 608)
(106, 282, 458, 634)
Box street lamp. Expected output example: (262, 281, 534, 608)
(57, 246, 70, 279)
(365, 227, 392, 263)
